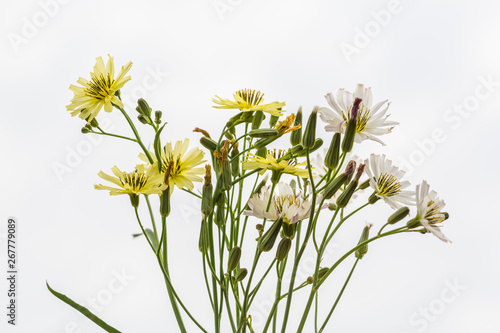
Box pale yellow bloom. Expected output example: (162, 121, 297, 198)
(212, 89, 285, 117)
(275, 113, 301, 135)
(66, 55, 132, 124)
(242, 149, 309, 178)
(139, 139, 206, 195)
(95, 164, 166, 196)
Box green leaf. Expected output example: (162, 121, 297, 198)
(46, 282, 121, 333)
(144, 228, 158, 250)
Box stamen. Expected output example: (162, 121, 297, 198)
(377, 173, 401, 197)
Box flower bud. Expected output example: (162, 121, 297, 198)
(137, 114, 149, 124)
(160, 189, 171, 217)
(368, 192, 381, 204)
(256, 146, 267, 158)
(342, 98, 362, 153)
(81, 125, 92, 134)
(154, 110, 162, 125)
(235, 268, 248, 282)
(198, 221, 209, 253)
(291, 144, 304, 155)
(258, 219, 282, 252)
(302, 107, 318, 149)
(281, 223, 296, 239)
(231, 142, 240, 177)
(355, 223, 372, 259)
(276, 237, 292, 261)
(200, 136, 217, 151)
(316, 267, 329, 280)
(359, 179, 370, 190)
(325, 133, 341, 170)
(90, 118, 99, 128)
(323, 174, 348, 199)
(248, 129, 279, 138)
(254, 136, 278, 149)
(336, 180, 357, 208)
(129, 193, 140, 208)
(290, 106, 303, 146)
(406, 217, 422, 229)
(215, 203, 225, 226)
(136, 98, 152, 117)
(253, 176, 268, 195)
(227, 246, 242, 271)
(252, 111, 265, 129)
(202, 165, 213, 216)
(306, 276, 314, 284)
(388, 207, 410, 225)
(269, 115, 279, 127)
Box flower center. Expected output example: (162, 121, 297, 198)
(120, 171, 148, 191)
(425, 200, 445, 224)
(274, 195, 301, 213)
(162, 153, 183, 178)
(268, 149, 297, 166)
(376, 173, 401, 197)
(236, 89, 264, 108)
(85, 74, 115, 100)
(342, 104, 371, 133)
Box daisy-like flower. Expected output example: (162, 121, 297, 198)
(244, 183, 313, 224)
(274, 113, 301, 135)
(412, 180, 450, 243)
(212, 89, 285, 117)
(319, 84, 398, 145)
(95, 165, 167, 207)
(365, 154, 414, 209)
(139, 138, 206, 195)
(242, 149, 309, 179)
(67, 55, 132, 124)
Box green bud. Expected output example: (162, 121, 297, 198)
(406, 217, 422, 229)
(336, 180, 357, 208)
(248, 129, 280, 138)
(200, 136, 217, 151)
(90, 118, 99, 128)
(306, 276, 314, 284)
(276, 237, 292, 261)
(201, 166, 213, 216)
(359, 179, 370, 190)
(154, 110, 162, 125)
(198, 221, 209, 253)
(328, 203, 337, 211)
(231, 144, 240, 178)
(160, 189, 171, 217)
(215, 204, 225, 226)
(355, 224, 372, 259)
(316, 267, 330, 280)
(227, 246, 242, 271)
(290, 106, 303, 146)
(256, 146, 267, 158)
(281, 223, 296, 239)
(219, 160, 232, 191)
(258, 219, 282, 252)
(342, 98, 362, 153)
(325, 133, 341, 170)
(302, 107, 318, 149)
(253, 176, 268, 195)
(252, 111, 265, 129)
(269, 115, 279, 127)
(291, 144, 304, 155)
(81, 125, 91, 134)
(129, 193, 139, 208)
(323, 174, 348, 199)
(388, 207, 410, 225)
(309, 138, 323, 153)
(136, 98, 152, 117)
(254, 136, 278, 149)
(138, 114, 150, 125)
(235, 268, 248, 282)
(368, 192, 381, 204)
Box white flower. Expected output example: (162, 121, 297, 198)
(244, 183, 313, 224)
(365, 154, 414, 209)
(319, 84, 398, 145)
(414, 180, 450, 243)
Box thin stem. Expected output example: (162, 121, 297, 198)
(115, 105, 154, 164)
(91, 128, 137, 142)
(318, 259, 359, 332)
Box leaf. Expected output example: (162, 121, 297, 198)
(46, 282, 121, 333)
(144, 228, 158, 250)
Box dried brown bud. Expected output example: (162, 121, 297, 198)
(193, 127, 211, 138)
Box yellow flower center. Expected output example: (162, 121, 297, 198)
(274, 195, 301, 213)
(162, 153, 183, 178)
(425, 200, 445, 224)
(120, 171, 148, 191)
(85, 74, 115, 100)
(235, 89, 264, 108)
(342, 104, 371, 133)
(376, 173, 401, 197)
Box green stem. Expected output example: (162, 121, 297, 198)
(92, 128, 137, 142)
(318, 258, 359, 332)
(115, 105, 154, 164)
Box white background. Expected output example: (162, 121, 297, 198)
(1, 0, 499, 332)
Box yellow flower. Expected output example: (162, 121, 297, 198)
(66, 55, 132, 124)
(95, 164, 167, 196)
(275, 113, 301, 135)
(242, 149, 309, 178)
(212, 89, 285, 117)
(139, 139, 206, 195)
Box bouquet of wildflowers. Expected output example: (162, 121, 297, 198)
(48, 55, 451, 333)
